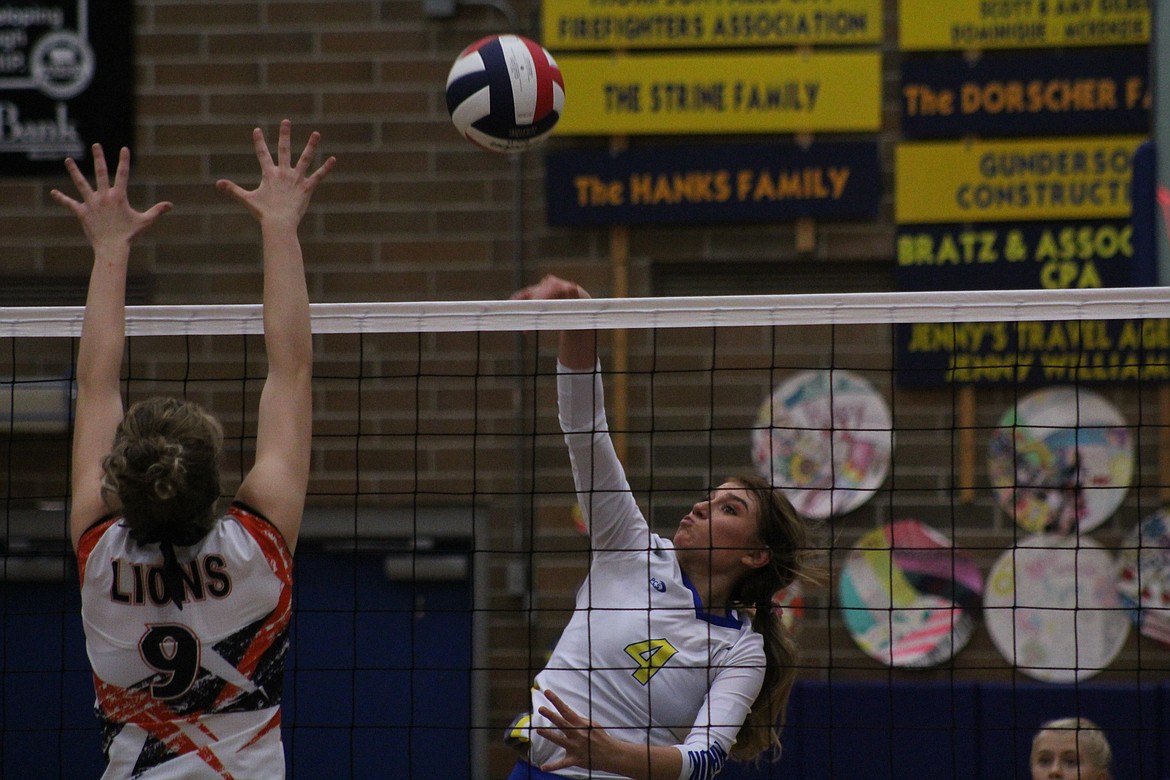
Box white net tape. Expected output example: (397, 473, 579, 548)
(3, 287, 1169, 337)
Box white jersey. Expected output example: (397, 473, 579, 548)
(525, 365, 766, 780)
(77, 502, 292, 780)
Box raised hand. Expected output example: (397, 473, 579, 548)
(511, 274, 590, 301)
(50, 144, 172, 251)
(511, 275, 596, 369)
(216, 119, 335, 228)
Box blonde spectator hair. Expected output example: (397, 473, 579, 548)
(1033, 717, 1113, 778)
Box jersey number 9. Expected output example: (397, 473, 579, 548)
(140, 623, 201, 700)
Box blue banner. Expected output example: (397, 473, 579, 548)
(895, 319, 1170, 388)
(894, 215, 1163, 387)
(901, 48, 1149, 139)
(895, 220, 1144, 292)
(545, 141, 879, 226)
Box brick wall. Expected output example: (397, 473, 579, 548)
(2, 1, 1165, 776)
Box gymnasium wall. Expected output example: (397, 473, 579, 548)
(1, 2, 1165, 778)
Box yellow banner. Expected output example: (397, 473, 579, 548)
(895, 136, 1145, 224)
(542, 0, 882, 50)
(899, 0, 1149, 50)
(555, 51, 881, 135)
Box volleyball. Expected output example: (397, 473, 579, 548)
(445, 34, 565, 154)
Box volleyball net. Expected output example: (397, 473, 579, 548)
(2, 288, 1169, 779)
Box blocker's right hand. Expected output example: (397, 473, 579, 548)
(511, 274, 590, 302)
(216, 119, 334, 229)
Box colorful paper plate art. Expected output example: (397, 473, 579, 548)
(751, 369, 892, 520)
(838, 519, 983, 668)
(984, 534, 1129, 683)
(771, 581, 805, 632)
(1116, 508, 1170, 647)
(987, 386, 1133, 534)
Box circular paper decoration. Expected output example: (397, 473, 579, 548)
(984, 535, 1129, 683)
(1116, 508, 1170, 647)
(988, 387, 1133, 534)
(772, 581, 805, 632)
(838, 519, 983, 667)
(751, 370, 892, 519)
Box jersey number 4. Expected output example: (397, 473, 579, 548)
(624, 638, 679, 685)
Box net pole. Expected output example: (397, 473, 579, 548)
(1160, 386, 1170, 502)
(957, 385, 977, 503)
(795, 129, 816, 253)
(609, 134, 631, 461)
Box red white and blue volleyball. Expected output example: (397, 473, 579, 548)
(445, 34, 565, 154)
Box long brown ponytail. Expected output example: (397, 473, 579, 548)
(725, 474, 815, 760)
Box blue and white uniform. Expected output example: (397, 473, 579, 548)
(521, 364, 766, 780)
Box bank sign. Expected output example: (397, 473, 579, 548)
(0, 2, 133, 175)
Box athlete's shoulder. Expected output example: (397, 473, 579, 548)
(223, 501, 294, 564)
(78, 513, 120, 545)
(76, 514, 123, 574)
(729, 619, 766, 656)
